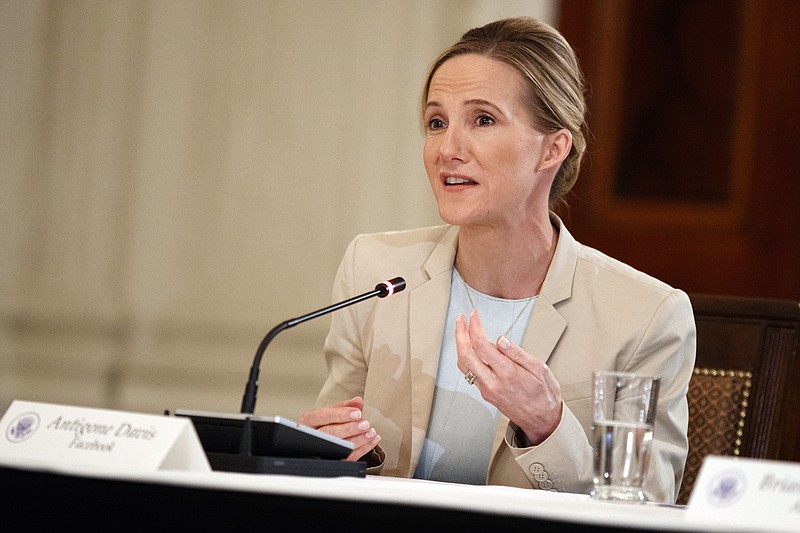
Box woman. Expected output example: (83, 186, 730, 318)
(299, 16, 695, 503)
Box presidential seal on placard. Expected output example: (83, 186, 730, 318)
(707, 468, 747, 508)
(5, 412, 40, 443)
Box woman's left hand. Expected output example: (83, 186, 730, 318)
(455, 309, 562, 445)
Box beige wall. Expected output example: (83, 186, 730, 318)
(0, 0, 558, 419)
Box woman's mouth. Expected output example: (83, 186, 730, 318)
(444, 176, 476, 186)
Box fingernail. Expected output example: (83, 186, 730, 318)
(350, 410, 362, 420)
(358, 420, 370, 431)
(365, 428, 376, 438)
(498, 336, 511, 349)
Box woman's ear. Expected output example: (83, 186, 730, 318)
(538, 129, 572, 172)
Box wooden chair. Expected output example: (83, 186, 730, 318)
(676, 294, 800, 505)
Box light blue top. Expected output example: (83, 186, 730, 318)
(413, 269, 536, 484)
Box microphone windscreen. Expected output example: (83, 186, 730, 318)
(376, 277, 406, 298)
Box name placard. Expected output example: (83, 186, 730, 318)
(686, 455, 800, 531)
(0, 400, 210, 472)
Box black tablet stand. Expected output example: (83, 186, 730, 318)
(173, 410, 366, 478)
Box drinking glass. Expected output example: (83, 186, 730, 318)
(591, 371, 660, 503)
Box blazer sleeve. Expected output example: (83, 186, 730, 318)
(316, 234, 368, 408)
(489, 289, 696, 504)
(314, 235, 388, 472)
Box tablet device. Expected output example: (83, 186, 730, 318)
(173, 409, 353, 460)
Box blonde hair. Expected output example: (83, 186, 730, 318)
(421, 17, 587, 208)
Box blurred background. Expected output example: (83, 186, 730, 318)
(1, 0, 797, 420)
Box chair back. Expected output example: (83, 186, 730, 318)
(677, 294, 800, 505)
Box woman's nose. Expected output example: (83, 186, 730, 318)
(438, 125, 465, 161)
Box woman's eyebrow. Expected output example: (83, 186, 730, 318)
(425, 98, 501, 111)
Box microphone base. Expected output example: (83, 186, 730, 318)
(206, 452, 366, 478)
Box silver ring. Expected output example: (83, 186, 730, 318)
(464, 369, 477, 385)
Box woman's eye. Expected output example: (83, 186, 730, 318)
(428, 118, 446, 130)
(476, 114, 495, 126)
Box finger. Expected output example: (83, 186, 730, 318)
(346, 431, 382, 462)
(456, 312, 499, 389)
(298, 400, 364, 428)
(319, 419, 376, 441)
(496, 335, 562, 402)
(495, 335, 541, 374)
(455, 313, 483, 375)
(466, 309, 505, 369)
(334, 396, 364, 410)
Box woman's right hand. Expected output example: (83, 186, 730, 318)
(298, 396, 381, 462)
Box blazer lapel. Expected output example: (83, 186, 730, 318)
(408, 226, 459, 469)
(519, 213, 579, 363)
(490, 214, 578, 458)
(520, 296, 567, 364)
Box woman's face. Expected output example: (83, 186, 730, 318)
(423, 54, 553, 229)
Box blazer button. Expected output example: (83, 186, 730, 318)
(529, 462, 551, 489)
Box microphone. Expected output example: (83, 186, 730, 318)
(240, 276, 406, 414)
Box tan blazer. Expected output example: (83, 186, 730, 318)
(316, 215, 696, 503)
